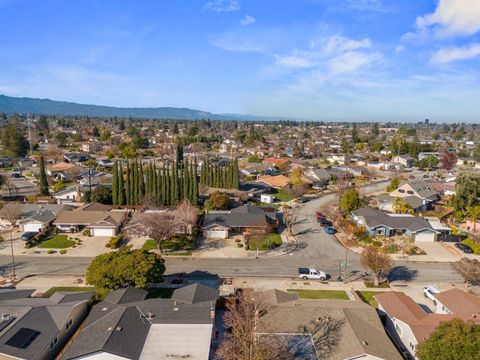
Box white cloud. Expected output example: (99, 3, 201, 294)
(240, 15, 256, 26)
(329, 51, 383, 74)
(431, 43, 480, 64)
(204, 0, 240, 13)
(416, 0, 480, 37)
(395, 45, 405, 53)
(322, 35, 372, 54)
(274, 54, 313, 68)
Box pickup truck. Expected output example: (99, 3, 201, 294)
(298, 267, 327, 280)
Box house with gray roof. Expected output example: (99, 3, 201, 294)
(389, 180, 439, 211)
(258, 290, 402, 360)
(352, 207, 440, 242)
(62, 284, 218, 360)
(0, 203, 73, 232)
(201, 204, 273, 239)
(0, 289, 92, 360)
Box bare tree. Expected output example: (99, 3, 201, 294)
(216, 289, 292, 360)
(139, 212, 176, 254)
(2, 203, 22, 279)
(360, 245, 393, 286)
(323, 205, 341, 227)
(298, 316, 344, 358)
(283, 209, 297, 236)
(1, 176, 18, 198)
(174, 199, 198, 229)
(454, 258, 480, 285)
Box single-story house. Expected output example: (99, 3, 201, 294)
(201, 204, 273, 239)
(53, 204, 127, 237)
(240, 163, 279, 177)
(257, 175, 290, 189)
(0, 203, 73, 232)
(126, 210, 195, 236)
(0, 288, 92, 360)
(263, 157, 290, 167)
(376, 290, 480, 359)
(63, 152, 90, 164)
(63, 284, 218, 360)
(351, 207, 440, 242)
(0, 158, 13, 168)
(258, 289, 402, 360)
(304, 168, 331, 188)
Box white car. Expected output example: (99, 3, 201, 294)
(299, 268, 327, 280)
(423, 285, 440, 303)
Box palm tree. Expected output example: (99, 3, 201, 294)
(393, 197, 413, 214)
(466, 206, 480, 231)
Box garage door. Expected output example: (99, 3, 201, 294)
(23, 223, 43, 233)
(205, 229, 228, 239)
(415, 231, 436, 242)
(92, 228, 116, 237)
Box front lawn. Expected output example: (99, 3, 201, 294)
(162, 234, 195, 252)
(287, 289, 349, 300)
(246, 232, 283, 251)
(358, 291, 383, 308)
(38, 235, 76, 249)
(142, 239, 157, 251)
(275, 189, 295, 202)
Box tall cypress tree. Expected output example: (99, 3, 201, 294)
(125, 161, 131, 205)
(233, 157, 239, 189)
(192, 160, 198, 205)
(172, 161, 179, 205)
(112, 160, 118, 205)
(176, 143, 184, 168)
(139, 160, 145, 199)
(38, 155, 49, 196)
(118, 162, 125, 205)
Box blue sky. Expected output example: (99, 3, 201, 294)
(1, 0, 480, 122)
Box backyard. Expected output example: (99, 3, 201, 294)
(287, 289, 349, 300)
(275, 189, 295, 202)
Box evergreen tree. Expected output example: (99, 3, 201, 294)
(38, 156, 49, 196)
(233, 158, 239, 189)
(139, 160, 145, 199)
(112, 160, 118, 205)
(172, 162, 179, 205)
(192, 160, 198, 205)
(118, 162, 125, 205)
(176, 144, 184, 168)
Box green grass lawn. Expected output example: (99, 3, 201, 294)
(43, 286, 110, 302)
(287, 289, 349, 300)
(247, 232, 283, 251)
(142, 239, 157, 251)
(275, 189, 295, 202)
(38, 235, 76, 249)
(358, 291, 383, 308)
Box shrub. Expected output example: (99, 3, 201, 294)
(82, 229, 91, 236)
(47, 250, 56, 254)
(237, 243, 243, 248)
(59, 249, 67, 255)
(108, 235, 124, 249)
(0, 235, 4, 243)
(372, 240, 383, 247)
(462, 238, 480, 255)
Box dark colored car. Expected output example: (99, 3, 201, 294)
(455, 242, 474, 254)
(297, 196, 308, 203)
(21, 232, 36, 241)
(324, 226, 336, 234)
(319, 219, 333, 227)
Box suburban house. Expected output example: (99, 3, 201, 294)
(392, 154, 414, 168)
(126, 209, 196, 236)
(240, 163, 279, 177)
(0, 203, 73, 232)
(63, 153, 90, 164)
(63, 284, 219, 360)
(263, 157, 289, 167)
(47, 162, 82, 179)
(351, 207, 440, 242)
(53, 203, 127, 237)
(201, 204, 274, 239)
(304, 168, 331, 189)
(0, 288, 92, 360)
(258, 290, 402, 360)
(376, 290, 480, 359)
(417, 152, 440, 161)
(257, 175, 290, 189)
(389, 180, 440, 212)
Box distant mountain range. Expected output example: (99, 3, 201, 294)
(0, 94, 294, 121)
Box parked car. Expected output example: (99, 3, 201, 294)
(319, 219, 333, 227)
(315, 211, 325, 219)
(455, 242, 474, 254)
(298, 267, 327, 280)
(324, 226, 336, 234)
(21, 232, 37, 241)
(297, 196, 309, 203)
(423, 285, 440, 304)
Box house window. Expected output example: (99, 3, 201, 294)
(407, 190, 414, 195)
(65, 319, 73, 330)
(409, 341, 415, 351)
(398, 189, 405, 193)
(49, 336, 58, 350)
(395, 323, 402, 336)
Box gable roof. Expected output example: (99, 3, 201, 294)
(202, 205, 268, 230)
(0, 203, 72, 223)
(53, 210, 125, 227)
(104, 287, 147, 305)
(435, 289, 480, 321)
(171, 284, 219, 305)
(258, 175, 290, 189)
(398, 180, 438, 199)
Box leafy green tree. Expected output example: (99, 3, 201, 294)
(38, 156, 49, 196)
(0, 119, 29, 157)
(452, 173, 480, 211)
(416, 155, 439, 170)
(86, 247, 165, 289)
(386, 177, 400, 192)
(339, 188, 362, 214)
(416, 319, 480, 360)
(205, 191, 230, 210)
(84, 187, 112, 204)
(55, 132, 68, 147)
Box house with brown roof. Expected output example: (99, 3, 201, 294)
(53, 204, 126, 237)
(375, 290, 480, 359)
(263, 157, 289, 167)
(257, 175, 290, 189)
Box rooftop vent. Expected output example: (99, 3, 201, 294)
(146, 312, 154, 320)
(362, 341, 368, 346)
(115, 326, 122, 331)
(173, 307, 179, 312)
(101, 307, 108, 311)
